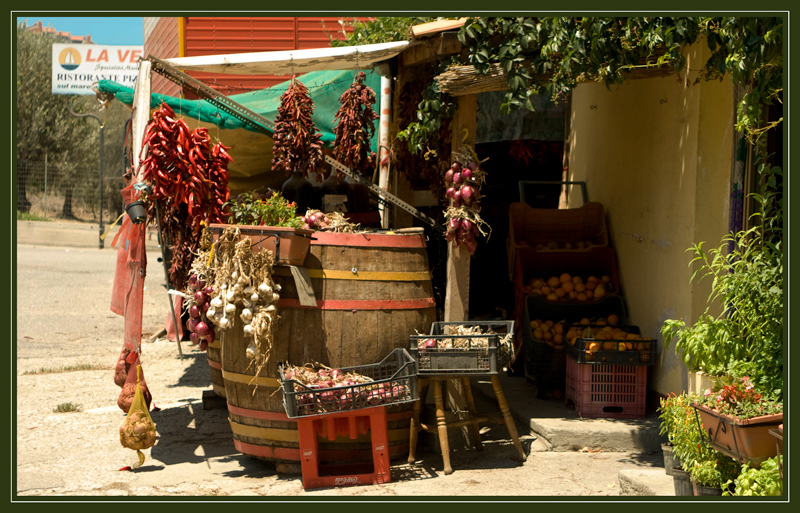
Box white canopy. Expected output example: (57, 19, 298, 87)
(161, 41, 410, 75)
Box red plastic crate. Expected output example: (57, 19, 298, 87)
(296, 406, 391, 490)
(564, 356, 647, 419)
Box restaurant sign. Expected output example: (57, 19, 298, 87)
(52, 43, 142, 95)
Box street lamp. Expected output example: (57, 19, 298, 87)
(66, 96, 105, 249)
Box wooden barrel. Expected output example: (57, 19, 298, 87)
(222, 230, 436, 468)
(206, 341, 225, 398)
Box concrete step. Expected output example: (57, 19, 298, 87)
(619, 468, 676, 496)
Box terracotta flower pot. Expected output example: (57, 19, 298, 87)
(209, 224, 314, 266)
(693, 403, 783, 467)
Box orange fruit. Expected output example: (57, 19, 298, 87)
(607, 314, 619, 326)
(553, 333, 563, 345)
(572, 275, 583, 284)
(576, 292, 588, 301)
(555, 287, 566, 298)
(602, 275, 611, 283)
(553, 323, 564, 334)
(580, 317, 591, 325)
(532, 279, 545, 289)
(595, 331, 609, 340)
(625, 342, 634, 350)
(540, 286, 551, 296)
(541, 323, 551, 333)
(594, 286, 606, 300)
(585, 290, 594, 300)
(602, 341, 617, 351)
(546, 292, 558, 301)
(543, 331, 553, 341)
(574, 282, 586, 293)
(547, 276, 561, 288)
(544, 320, 554, 328)
(596, 318, 607, 325)
(530, 320, 540, 329)
(561, 281, 574, 293)
(585, 280, 597, 291)
(587, 275, 599, 283)
(568, 291, 578, 300)
(587, 342, 600, 351)
(533, 328, 543, 340)
(559, 273, 572, 283)
(617, 342, 627, 351)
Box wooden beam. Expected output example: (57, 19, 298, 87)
(436, 61, 677, 96)
(131, 60, 152, 182)
(399, 33, 463, 68)
(411, 18, 467, 38)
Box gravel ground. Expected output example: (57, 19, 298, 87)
(14, 243, 665, 500)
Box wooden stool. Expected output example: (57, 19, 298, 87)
(407, 375, 526, 475)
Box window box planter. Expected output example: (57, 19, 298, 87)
(693, 403, 783, 468)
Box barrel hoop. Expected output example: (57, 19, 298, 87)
(212, 383, 226, 398)
(309, 231, 425, 248)
(221, 369, 281, 387)
(276, 297, 436, 311)
(227, 403, 413, 423)
(229, 419, 409, 442)
(208, 359, 222, 370)
(207, 340, 221, 350)
(233, 438, 409, 461)
(272, 267, 431, 282)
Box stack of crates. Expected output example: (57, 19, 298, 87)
(508, 198, 654, 418)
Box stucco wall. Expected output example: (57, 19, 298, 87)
(566, 42, 734, 395)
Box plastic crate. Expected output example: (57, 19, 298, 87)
(507, 201, 608, 280)
(563, 324, 657, 365)
(522, 295, 629, 393)
(564, 356, 647, 419)
(409, 321, 515, 376)
(279, 348, 418, 419)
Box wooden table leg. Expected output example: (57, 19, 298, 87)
(434, 379, 453, 475)
(408, 378, 428, 464)
(491, 374, 527, 462)
(461, 377, 483, 452)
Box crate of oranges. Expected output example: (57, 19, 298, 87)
(562, 316, 656, 365)
(523, 273, 615, 302)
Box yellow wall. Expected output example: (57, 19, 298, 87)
(566, 42, 734, 395)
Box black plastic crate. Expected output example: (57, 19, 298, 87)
(522, 294, 629, 390)
(562, 324, 656, 365)
(409, 321, 515, 376)
(278, 348, 418, 419)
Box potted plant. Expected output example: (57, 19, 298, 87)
(210, 191, 314, 267)
(661, 392, 701, 496)
(657, 393, 685, 475)
(723, 455, 783, 496)
(693, 375, 783, 467)
(661, 185, 783, 399)
(689, 450, 740, 496)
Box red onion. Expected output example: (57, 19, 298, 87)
(196, 280, 206, 290)
(194, 291, 207, 305)
(186, 318, 199, 333)
(317, 369, 330, 379)
(462, 168, 473, 180)
(201, 302, 210, 313)
(189, 332, 200, 345)
(445, 230, 455, 242)
(453, 172, 463, 184)
(451, 161, 462, 172)
(465, 238, 478, 254)
(461, 219, 473, 232)
(188, 274, 198, 289)
(461, 185, 474, 202)
(195, 321, 210, 337)
(449, 218, 461, 231)
(331, 369, 343, 379)
(204, 330, 215, 343)
(199, 340, 209, 351)
(467, 161, 478, 171)
(453, 198, 462, 208)
(454, 190, 462, 203)
(444, 169, 454, 183)
(446, 187, 455, 198)
(189, 305, 201, 319)
(204, 286, 214, 296)
(283, 369, 294, 380)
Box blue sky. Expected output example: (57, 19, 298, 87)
(16, 16, 143, 46)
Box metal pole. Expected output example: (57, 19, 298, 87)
(43, 153, 47, 220)
(65, 96, 105, 249)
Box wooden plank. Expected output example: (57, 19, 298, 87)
(410, 18, 467, 38)
(131, 60, 152, 182)
(399, 33, 463, 68)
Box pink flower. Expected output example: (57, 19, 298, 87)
(704, 388, 713, 397)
